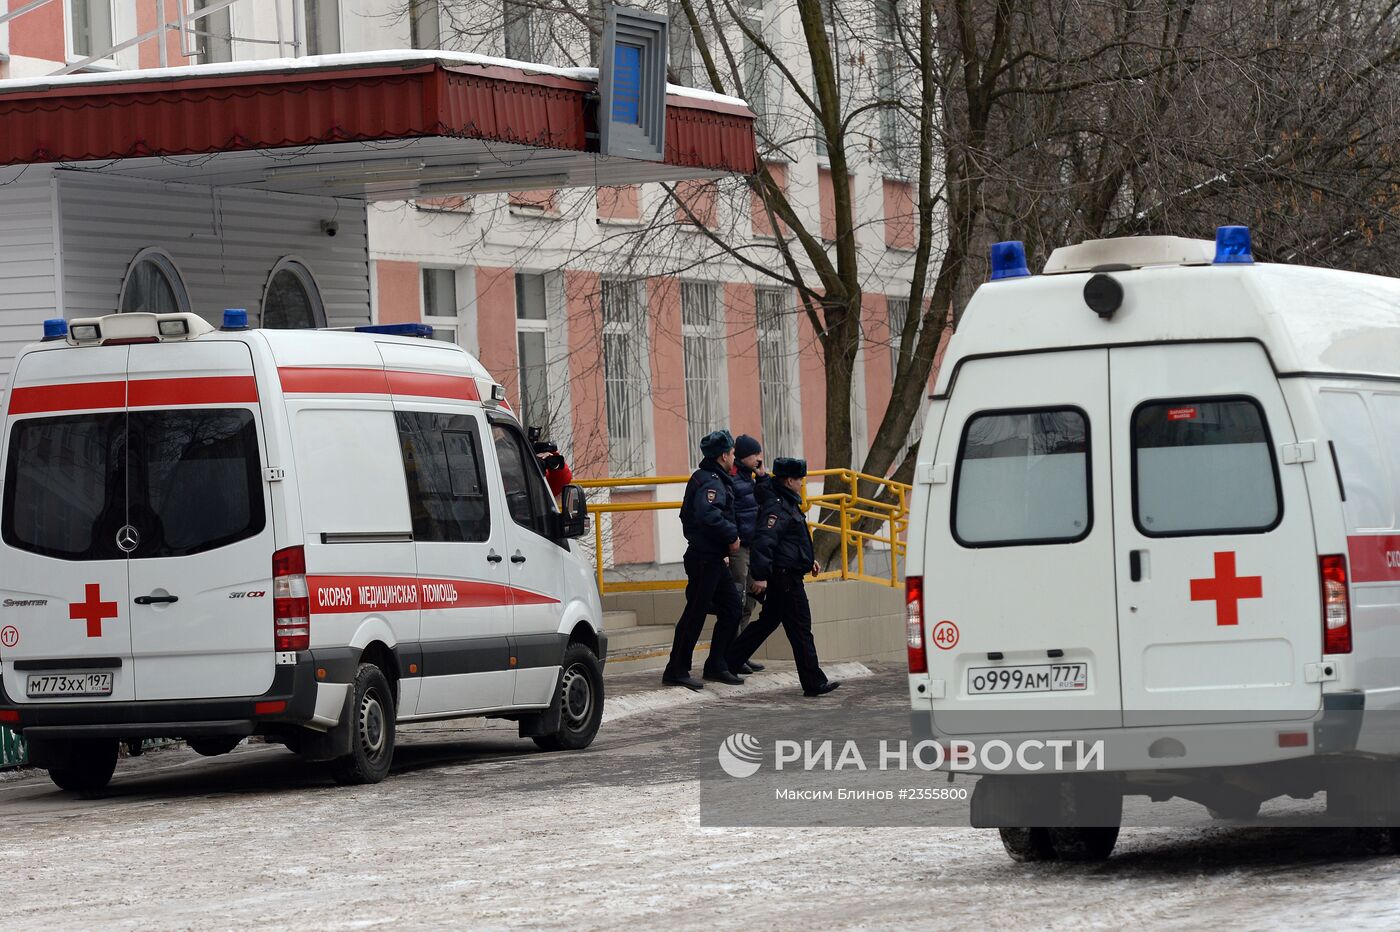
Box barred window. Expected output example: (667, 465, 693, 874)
(755, 287, 801, 458)
(516, 273, 552, 433)
(602, 279, 651, 475)
(682, 282, 728, 459)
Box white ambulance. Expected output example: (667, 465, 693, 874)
(907, 228, 1400, 860)
(0, 311, 605, 791)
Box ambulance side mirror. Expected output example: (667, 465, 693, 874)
(558, 485, 589, 539)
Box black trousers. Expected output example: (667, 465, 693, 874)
(665, 549, 742, 679)
(727, 573, 826, 693)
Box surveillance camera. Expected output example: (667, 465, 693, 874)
(320, 219, 339, 237)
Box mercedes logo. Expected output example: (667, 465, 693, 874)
(115, 525, 140, 553)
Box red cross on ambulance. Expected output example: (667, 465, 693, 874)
(1189, 551, 1263, 626)
(69, 583, 118, 638)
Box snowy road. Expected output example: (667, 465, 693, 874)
(2, 667, 1400, 929)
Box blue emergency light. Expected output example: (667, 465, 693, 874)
(221, 308, 249, 331)
(355, 323, 434, 339)
(42, 318, 68, 341)
(1213, 225, 1255, 264)
(989, 241, 1031, 281)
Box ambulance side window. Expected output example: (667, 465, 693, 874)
(1132, 398, 1281, 536)
(952, 407, 1091, 547)
(491, 424, 554, 538)
(395, 412, 490, 543)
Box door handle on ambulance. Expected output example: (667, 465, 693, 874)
(134, 594, 179, 605)
(487, 550, 503, 564)
(1129, 550, 1144, 583)
(510, 551, 527, 565)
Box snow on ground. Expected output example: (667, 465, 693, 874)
(0, 668, 1399, 930)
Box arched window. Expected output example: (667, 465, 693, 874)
(119, 249, 191, 314)
(262, 259, 327, 329)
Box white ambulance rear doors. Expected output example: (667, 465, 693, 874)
(926, 350, 1122, 734)
(1111, 343, 1321, 726)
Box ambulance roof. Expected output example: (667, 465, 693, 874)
(256, 327, 494, 382)
(936, 261, 1400, 395)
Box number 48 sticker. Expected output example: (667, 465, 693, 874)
(932, 620, 959, 650)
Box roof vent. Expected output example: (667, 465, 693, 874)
(1043, 236, 1215, 275)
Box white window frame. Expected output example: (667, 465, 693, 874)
(755, 287, 802, 459)
(503, 0, 534, 60)
(602, 278, 653, 476)
(420, 264, 463, 347)
(66, 0, 117, 66)
(515, 271, 555, 435)
(410, 0, 442, 50)
(118, 247, 192, 314)
(301, 0, 341, 56)
(191, 0, 234, 65)
(681, 281, 729, 459)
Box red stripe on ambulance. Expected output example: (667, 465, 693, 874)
(307, 576, 559, 614)
(7, 376, 258, 415)
(1346, 535, 1400, 583)
(279, 367, 480, 402)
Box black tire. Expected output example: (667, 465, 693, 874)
(329, 663, 396, 785)
(532, 642, 604, 752)
(46, 740, 119, 793)
(1049, 827, 1119, 861)
(187, 736, 243, 758)
(999, 827, 1057, 862)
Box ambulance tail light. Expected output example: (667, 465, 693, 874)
(906, 575, 927, 674)
(1320, 554, 1352, 654)
(273, 545, 310, 652)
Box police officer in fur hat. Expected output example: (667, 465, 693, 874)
(662, 429, 746, 690)
(726, 457, 839, 697)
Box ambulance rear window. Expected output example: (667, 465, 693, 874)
(1132, 398, 1281, 536)
(952, 407, 1091, 547)
(2, 414, 124, 561)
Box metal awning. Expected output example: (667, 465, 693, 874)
(0, 51, 756, 199)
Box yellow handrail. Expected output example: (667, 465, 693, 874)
(578, 468, 911, 594)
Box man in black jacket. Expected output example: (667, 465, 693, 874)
(728, 434, 770, 664)
(663, 430, 746, 690)
(726, 457, 839, 697)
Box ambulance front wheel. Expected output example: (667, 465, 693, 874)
(532, 643, 604, 752)
(41, 739, 119, 793)
(328, 663, 396, 785)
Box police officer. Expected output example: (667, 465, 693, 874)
(726, 457, 839, 697)
(662, 429, 746, 690)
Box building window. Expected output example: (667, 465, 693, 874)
(262, 260, 326, 329)
(303, 0, 340, 55)
(755, 287, 800, 458)
(875, 0, 903, 170)
(887, 295, 924, 458)
(410, 0, 441, 50)
(503, 0, 535, 60)
(516, 273, 552, 432)
(742, 20, 772, 140)
(668, 1, 695, 85)
(193, 0, 233, 64)
(681, 282, 727, 458)
(68, 0, 114, 60)
(422, 267, 459, 344)
(119, 250, 191, 314)
(602, 278, 650, 476)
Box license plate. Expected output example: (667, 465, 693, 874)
(26, 672, 113, 698)
(967, 663, 1088, 695)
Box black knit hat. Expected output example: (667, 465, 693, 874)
(772, 457, 808, 479)
(734, 434, 762, 460)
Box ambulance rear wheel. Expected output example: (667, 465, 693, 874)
(329, 664, 395, 785)
(45, 739, 118, 793)
(532, 643, 603, 752)
(1048, 827, 1119, 861)
(998, 828, 1057, 862)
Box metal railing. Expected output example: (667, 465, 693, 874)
(575, 469, 911, 595)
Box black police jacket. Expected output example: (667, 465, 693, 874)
(750, 484, 815, 581)
(679, 458, 739, 556)
(731, 462, 771, 547)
